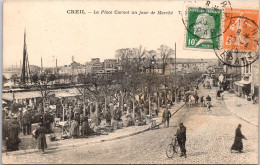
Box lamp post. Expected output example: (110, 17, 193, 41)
(148, 56, 155, 116)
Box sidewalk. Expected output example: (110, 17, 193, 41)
(6, 102, 186, 156)
(223, 92, 258, 127)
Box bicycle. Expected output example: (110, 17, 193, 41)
(166, 136, 180, 158)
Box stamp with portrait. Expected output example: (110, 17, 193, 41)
(215, 8, 259, 67)
(223, 8, 259, 52)
(185, 7, 222, 50)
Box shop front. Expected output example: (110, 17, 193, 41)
(234, 80, 251, 98)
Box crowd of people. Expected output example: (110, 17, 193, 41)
(2, 102, 55, 151)
(2, 90, 180, 152)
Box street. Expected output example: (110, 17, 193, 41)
(2, 86, 258, 164)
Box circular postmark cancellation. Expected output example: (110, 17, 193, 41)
(181, 1, 259, 67)
(181, 1, 233, 50)
(214, 15, 259, 68)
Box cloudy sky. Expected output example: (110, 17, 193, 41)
(3, 0, 259, 67)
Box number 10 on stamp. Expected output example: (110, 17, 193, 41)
(185, 7, 222, 50)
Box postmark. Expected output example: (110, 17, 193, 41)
(214, 13, 259, 67)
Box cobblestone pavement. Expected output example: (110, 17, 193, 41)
(2, 87, 258, 164)
(223, 92, 258, 126)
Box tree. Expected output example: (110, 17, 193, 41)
(76, 73, 114, 125)
(116, 46, 147, 75)
(158, 45, 174, 74)
(10, 74, 18, 84)
(31, 73, 56, 105)
(116, 48, 134, 74)
(131, 46, 147, 73)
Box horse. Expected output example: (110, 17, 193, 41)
(188, 95, 195, 107)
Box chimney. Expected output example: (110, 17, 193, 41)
(41, 57, 43, 72)
(56, 59, 58, 73)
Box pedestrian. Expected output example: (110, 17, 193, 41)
(231, 124, 247, 153)
(43, 108, 54, 133)
(200, 96, 205, 107)
(35, 122, 48, 154)
(195, 95, 199, 104)
(22, 110, 32, 135)
(81, 116, 89, 138)
(17, 108, 23, 132)
(105, 110, 112, 126)
(206, 95, 212, 110)
(70, 116, 79, 139)
(162, 106, 171, 128)
(175, 122, 187, 158)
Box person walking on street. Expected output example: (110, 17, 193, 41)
(34, 122, 48, 154)
(200, 96, 205, 107)
(175, 122, 187, 158)
(231, 124, 247, 153)
(206, 95, 212, 110)
(162, 106, 171, 128)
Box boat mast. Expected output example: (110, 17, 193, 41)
(21, 29, 31, 84)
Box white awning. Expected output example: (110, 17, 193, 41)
(2, 88, 82, 100)
(234, 80, 251, 87)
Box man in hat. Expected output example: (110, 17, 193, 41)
(175, 122, 187, 158)
(162, 106, 171, 127)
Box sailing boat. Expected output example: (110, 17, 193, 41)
(20, 29, 31, 86)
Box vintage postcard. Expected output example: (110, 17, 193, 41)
(2, 0, 259, 164)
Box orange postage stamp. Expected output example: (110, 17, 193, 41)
(223, 8, 259, 52)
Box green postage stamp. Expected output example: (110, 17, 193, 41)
(185, 7, 222, 50)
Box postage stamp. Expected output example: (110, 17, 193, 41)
(185, 7, 222, 50)
(223, 8, 259, 52)
(214, 8, 260, 67)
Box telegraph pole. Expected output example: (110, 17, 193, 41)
(175, 42, 177, 103)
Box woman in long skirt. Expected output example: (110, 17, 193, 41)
(231, 124, 247, 153)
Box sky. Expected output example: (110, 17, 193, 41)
(3, 0, 259, 68)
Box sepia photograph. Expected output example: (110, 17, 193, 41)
(1, 0, 259, 164)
